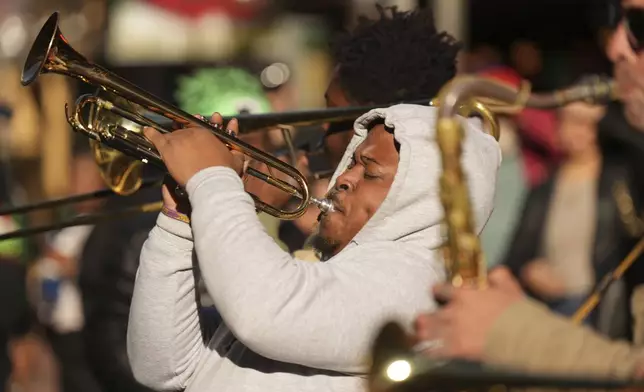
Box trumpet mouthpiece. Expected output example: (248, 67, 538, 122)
(312, 198, 335, 214)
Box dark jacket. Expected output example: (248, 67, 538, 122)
(0, 260, 30, 391)
(78, 183, 160, 392)
(502, 102, 644, 341)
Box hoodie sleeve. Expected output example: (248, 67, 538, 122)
(186, 167, 440, 374)
(127, 213, 208, 391)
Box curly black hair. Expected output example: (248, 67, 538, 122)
(332, 4, 462, 105)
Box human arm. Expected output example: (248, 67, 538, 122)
(126, 213, 209, 390)
(485, 299, 644, 377)
(519, 258, 567, 300)
(141, 114, 440, 374)
(185, 167, 439, 374)
(415, 267, 644, 379)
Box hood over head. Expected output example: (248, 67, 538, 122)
(326, 104, 501, 251)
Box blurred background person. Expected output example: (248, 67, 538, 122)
(78, 174, 159, 392)
(461, 43, 504, 74)
(0, 165, 31, 392)
(501, 84, 644, 341)
(510, 39, 544, 82)
(503, 99, 606, 318)
(475, 66, 561, 268)
(29, 146, 105, 392)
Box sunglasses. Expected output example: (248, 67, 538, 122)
(611, 3, 644, 52)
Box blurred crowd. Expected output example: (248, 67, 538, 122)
(0, 0, 637, 391)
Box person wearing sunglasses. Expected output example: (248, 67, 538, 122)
(611, 0, 644, 130)
(412, 0, 644, 380)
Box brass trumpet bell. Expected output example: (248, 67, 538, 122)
(87, 91, 148, 196)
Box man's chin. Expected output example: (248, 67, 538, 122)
(317, 207, 341, 224)
(315, 219, 332, 241)
(310, 233, 340, 260)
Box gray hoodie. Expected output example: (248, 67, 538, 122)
(126, 104, 501, 392)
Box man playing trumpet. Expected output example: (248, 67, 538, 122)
(126, 98, 501, 392)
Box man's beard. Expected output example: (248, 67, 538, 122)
(310, 190, 341, 260)
(310, 232, 341, 261)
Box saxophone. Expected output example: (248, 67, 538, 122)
(368, 74, 616, 392)
(437, 74, 614, 288)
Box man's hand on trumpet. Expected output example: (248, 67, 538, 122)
(144, 113, 245, 188)
(414, 267, 525, 360)
(146, 113, 315, 213)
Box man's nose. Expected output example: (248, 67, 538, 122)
(607, 23, 638, 64)
(334, 170, 358, 193)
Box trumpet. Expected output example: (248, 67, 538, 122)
(368, 74, 616, 391)
(6, 11, 507, 241)
(24, 12, 356, 220)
